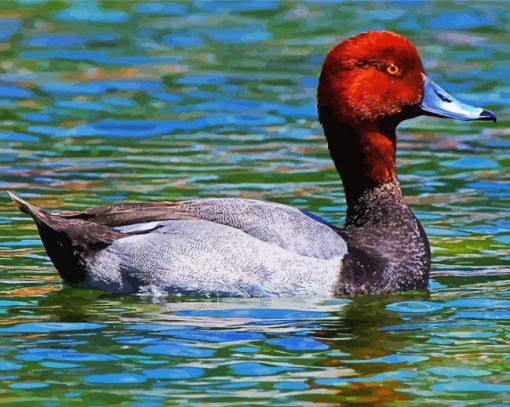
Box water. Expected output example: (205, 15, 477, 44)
(0, 0, 508, 404)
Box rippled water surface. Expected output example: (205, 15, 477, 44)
(0, 1, 509, 405)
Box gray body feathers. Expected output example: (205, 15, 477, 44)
(87, 219, 344, 296)
(11, 195, 347, 296)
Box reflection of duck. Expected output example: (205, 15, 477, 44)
(9, 31, 496, 296)
(311, 292, 430, 403)
(314, 292, 429, 358)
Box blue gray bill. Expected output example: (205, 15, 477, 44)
(419, 74, 496, 122)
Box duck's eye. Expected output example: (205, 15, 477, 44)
(386, 64, 400, 76)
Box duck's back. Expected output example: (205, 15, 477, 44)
(112, 199, 345, 258)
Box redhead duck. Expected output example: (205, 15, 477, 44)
(9, 31, 496, 296)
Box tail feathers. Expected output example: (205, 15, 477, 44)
(7, 191, 124, 243)
(7, 191, 52, 225)
(7, 191, 125, 284)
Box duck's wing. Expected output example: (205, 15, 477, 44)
(59, 198, 346, 259)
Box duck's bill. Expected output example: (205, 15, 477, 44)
(419, 74, 496, 122)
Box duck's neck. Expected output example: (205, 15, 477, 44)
(320, 108, 402, 222)
(320, 109, 431, 294)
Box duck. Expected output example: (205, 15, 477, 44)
(8, 30, 496, 297)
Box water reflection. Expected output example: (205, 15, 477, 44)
(0, 278, 508, 403)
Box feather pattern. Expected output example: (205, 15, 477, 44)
(86, 219, 344, 296)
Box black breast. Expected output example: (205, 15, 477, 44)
(334, 181, 431, 295)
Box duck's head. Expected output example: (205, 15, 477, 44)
(318, 30, 496, 128)
(318, 30, 496, 206)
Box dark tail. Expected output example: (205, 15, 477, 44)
(8, 191, 54, 226)
(8, 192, 124, 284)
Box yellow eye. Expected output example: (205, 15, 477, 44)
(386, 64, 400, 76)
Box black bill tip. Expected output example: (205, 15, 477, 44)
(479, 109, 497, 122)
